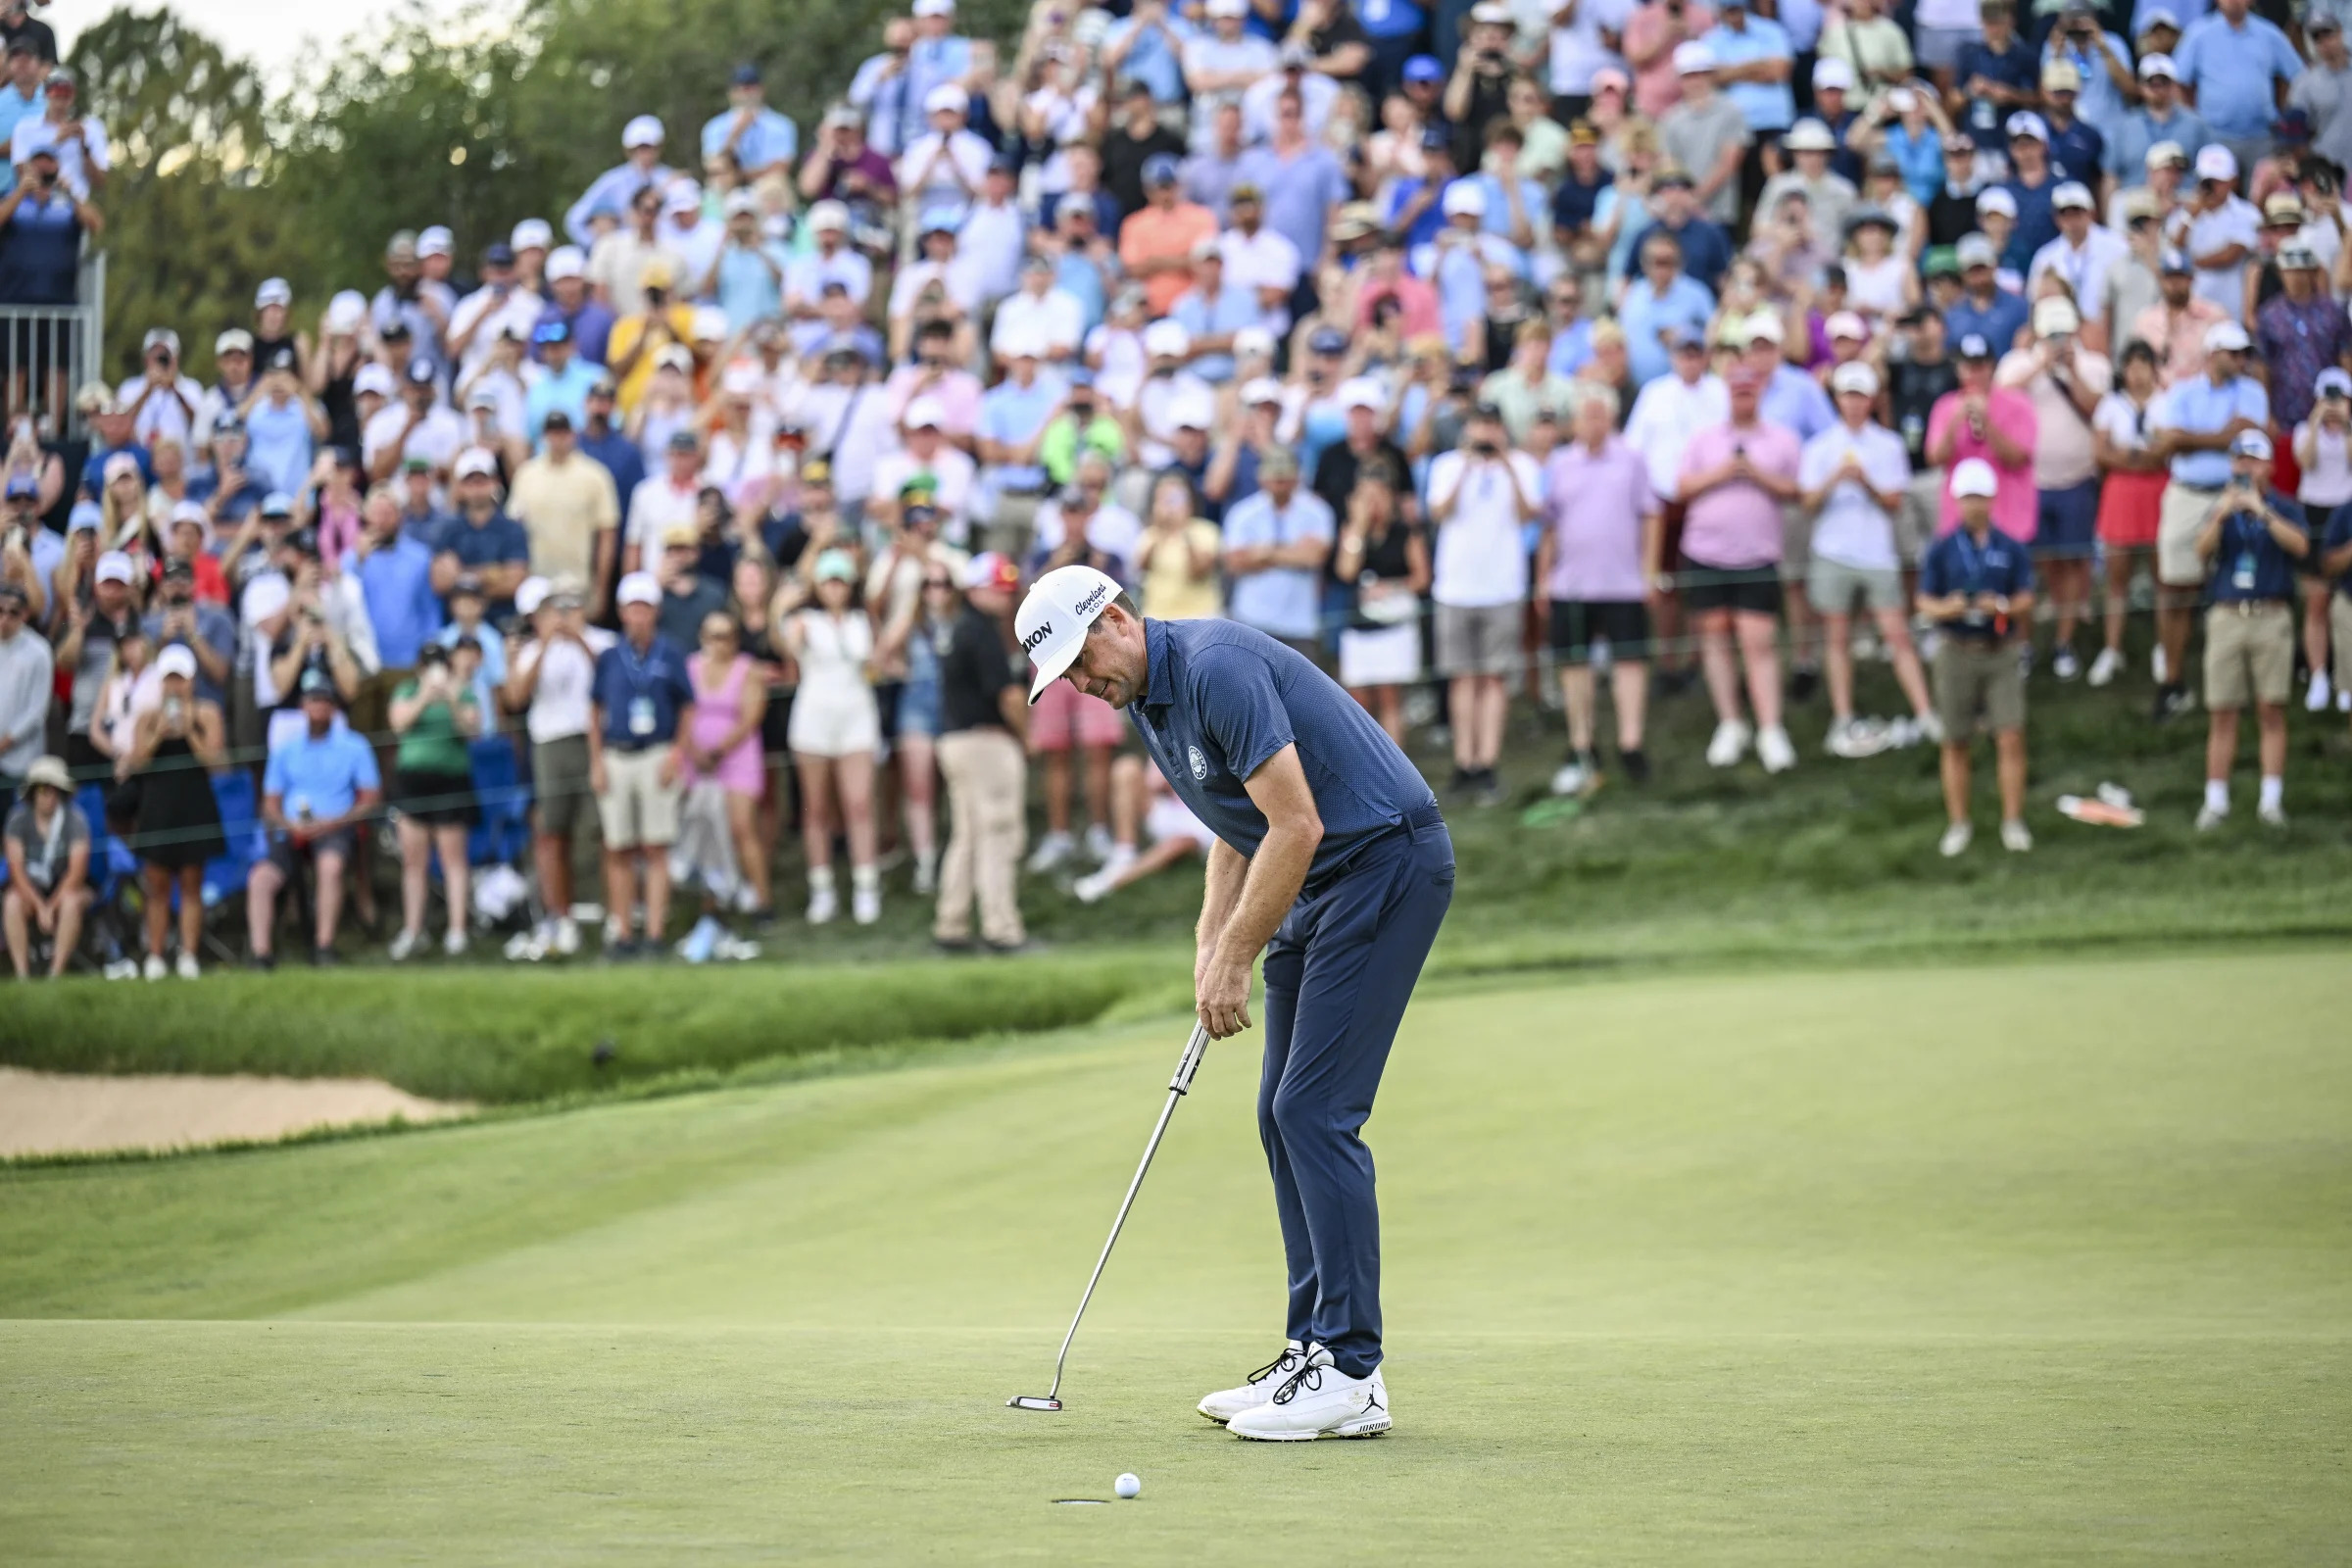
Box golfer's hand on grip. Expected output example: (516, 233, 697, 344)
(1197, 953, 1253, 1040)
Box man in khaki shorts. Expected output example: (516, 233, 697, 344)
(2150, 318, 2267, 721)
(2189, 430, 2310, 831)
(1916, 459, 2035, 858)
(504, 573, 614, 960)
(586, 571, 695, 957)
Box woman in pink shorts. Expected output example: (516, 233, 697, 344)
(681, 612, 772, 917)
(1025, 668, 1125, 873)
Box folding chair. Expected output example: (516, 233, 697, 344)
(193, 769, 267, 964)
(466, 734, 533, 869)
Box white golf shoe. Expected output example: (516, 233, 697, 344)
(2086, 647, 2123, 688)
(1197, 1341, 1305, 1424)
(1704, 719, 1751, 768)
(1226, 1346, 1391, 1442)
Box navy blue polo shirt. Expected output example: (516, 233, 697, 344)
(2324, 507, 2352, 597)
(590, 634, 695, 751)
(437, 509, 530, 605)
(2207, 490, 2307, 605)
(1128, 618, 1437, 884)
(1920, 524, 2035, 641)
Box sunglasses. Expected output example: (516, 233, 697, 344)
(923, 576, 955, 588)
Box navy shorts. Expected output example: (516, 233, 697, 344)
(2036, 480, 2099, 561)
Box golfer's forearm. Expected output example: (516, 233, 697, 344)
(1197, 841, 1248, 954)
(1210, 822, 1319, 970)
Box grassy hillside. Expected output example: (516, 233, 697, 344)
(3, 953, 2344, 1561)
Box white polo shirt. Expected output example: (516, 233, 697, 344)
(1427, 448, 1540, 608)
(1797, 418, 1912, 571)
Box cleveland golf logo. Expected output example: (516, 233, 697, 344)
(1075, 584, 1110, 617)
(1188, 745, 1207, 781)
(1020, 620, 1053, 654)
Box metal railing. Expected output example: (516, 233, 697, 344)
(0, 248, 106, 439)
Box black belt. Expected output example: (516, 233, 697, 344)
(1299, 801, 1446, 901)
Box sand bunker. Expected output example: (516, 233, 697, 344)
(0, 1067, 470, 1158)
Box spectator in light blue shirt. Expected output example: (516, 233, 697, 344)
(901, 3, 974, 152)
(1102, 2, 1195, 104)
(2041, 12, 2135, 135)
(563, 116, 677, 248)
(1238, 114, 1352, 269)
(977, 340, 1065, 503)
(522, 322, 600, 448)
(846, 21, 916, 158)
(701, 66, 797, 181)
(0, 41, 42, 197)
(1619, 233, 1718, 387)
(2101, 54, 2210, 190)
(347, 491, 443, 674)
(709, 192, 787, 329)
(1220, 448, 1335, 647)
(2173, 0, 2302, 160)
(1168, 249, 1264, 383)
(1701, 3, 1795, 137)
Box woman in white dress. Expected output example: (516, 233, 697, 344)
(779, 549, 883, 926)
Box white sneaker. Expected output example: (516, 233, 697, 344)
(1883, 715, 1919, 751)
(1225, 1347, 1392, 1442)
(389, 928, 421, 962)
(2195, 803, 2228, 832)
(1548, 758, 1592, 796)
(1938, 821, 1974, 858)
(2338, 688, 2352, 714)
(2087, 647, 2124, 688)
(1825, 718, 1887, 760)
(2052, 647, 2081, 682)
(1083, 823, 1116, 863)
(142, 954, 168, 981)
(912, 850, 939, 897)
(2259, 801, 2288, 828)
(1915, 710, 1946, 746)
(2306, 673, 2333, 713)
(443, 927, 468, 957)
(1071, 867, 1116, 904)
(1197, 1341, 1306, 1424)
(1755, 724, 1797, 773)
(2151, 645, 2169, 685)
(1704, 719, 1751, 768)
(2000, 818, 2033, 853)
(551, 917, 579, 956)
(807, 883, 838, 924)
(712, 933, 761, 961)
(1025, 831, 1075, 874)
(852, 882, 882, 926)
(103, 957, 139, 981)
(174, 952, 200, 980)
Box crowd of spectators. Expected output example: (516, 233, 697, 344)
(9, 0, 2352, 977)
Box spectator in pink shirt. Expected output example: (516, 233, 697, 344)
(1538, 397, 1662, 796)
(1926, 331, 2038, 539)
(1352, 235, 1441, 339)
(1677, 367, 1803, 774)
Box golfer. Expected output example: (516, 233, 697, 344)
(1017, 565, 1454, 1442)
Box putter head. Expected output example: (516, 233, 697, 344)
(1007, 1396, 1062, 1411)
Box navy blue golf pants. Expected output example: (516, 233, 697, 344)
(1256, 804, 1453, 1381)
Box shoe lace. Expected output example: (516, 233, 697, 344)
(1247, 1347, 1300, 1387)
(1269, 1359, 1325, 1405)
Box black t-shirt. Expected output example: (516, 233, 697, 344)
(1888, 355, 1960, 466)
(1306, 8, 1370, 82)
(937, 603, 1015, 733)
(2, 13, 57, 63)
(1309, 438, 1410, 550)
(1926, 189, 1980, 251)
(1101, 123, 1189, 223)
(760, 513, 814, 572)
(1452, 66, 1514, 171)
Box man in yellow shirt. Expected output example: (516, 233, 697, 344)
(606, 257, 700, 413)
(505, 412, 621, 619)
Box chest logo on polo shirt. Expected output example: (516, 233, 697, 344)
(1187, 744, 1207, 781)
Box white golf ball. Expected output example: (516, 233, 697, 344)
(1114, 1472, 1142, 1499)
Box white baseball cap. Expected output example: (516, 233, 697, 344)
(904, 395, 947, 430)
(156, 644, 198, 681)
(2230, 427, 2274, 461)
(514, 575, 553, 616)
(95, 550, 136, 586)
(913, 0, 956, 14)
(1016, 564, 1123, 703)
(1830, 361, 1879, 398)
(417, 225, 454, 260)
(807, 199, 850, 232)
(255, 277, 293, 310)
(1142, 318, 1192, 359)
(1951, 457, 1999, 499)
(2204, 319, 2250, 353)
(1812, 57, 1854, 91)
(546, 244, 588, 281)
(2194, 144, 2237, 183)
(616, 570, 662, 608)
(1740, 309, 1785, 345)
(353, 363, 396, 398)
(2004, 112, 2048, 143)
(1785, 118, 1837, 153)
(924, 83, 968, 116)
(1338, 376, 1386, 412)
(512, 218, 553, 252)
(1233, 325, 1277, 360)
(2137, 50, 2179, 79)
(2034, 296, 2081, 337)
(1171, 387, 1218, 429)
(621, 114, 665, 149)
(454, 447, 500, 480)
(1674, 40, 1714, 74)
(1241, 375, 1285, 406)
(324, 289, 368, 334)
(2051, 180, 2093, 211)
(1975, 186, 2019, 220)
(1441, 182, 1487, 219)
(1826, 310, 1868, 342)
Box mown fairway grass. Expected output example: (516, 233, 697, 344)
(5, 950, 2346, 1563)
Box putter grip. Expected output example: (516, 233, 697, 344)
(1169, 1024, 1209, 1095)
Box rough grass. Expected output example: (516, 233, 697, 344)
(2, 954, 2344, 1562)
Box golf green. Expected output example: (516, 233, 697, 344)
(4, 951, 2346, 1563)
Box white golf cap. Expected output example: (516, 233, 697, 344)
(1205, 0, 1248, 15)
(663, 183, 702, 216)
(216, 327, 254, 357)
(324, 289, 368, 334)
(514, 575, 553, 616)
(2052, 180, 2093, 211)
(1171, 387, 1218, 429)
(924, 83, 968, 115)
(2230, 427, 2274, 461)
(1956, 232, 1999, 269)
(2318, 367, 2352, 399)
(1142, 318, 1193, 359)
(2145, 139, 2187, 171)
(1951, 457, 1999, 499)
(511, 218, 553, 251)
(1831, 361, 1880, 398)
(622, 114, 665, 149)
(1975, 186, 2019, 219)
(169, 498, 209, 528)
(2140, 5, 2180, 27)
(2138, 51, 2179, 79)
(417, 225, 454, 259)
(724, 187, 760, 217)
(2004, 111, 2048, 142)
(913, 0, 956, 14)
(1233, 326, 1277, 360)
(1740, 309, 1785, 345)
(904, 394, 947, 429)
(2194, 144, 2237, 182)
(156, 644, 198, 681)
(2041, 59, 2082, 92)
(1338, 376, 1385, 412)
(2034, 296, 2081, 337)
(1785, 118, 1837, 153)
(1241, 375, 1285, 406)
(1442, 181, 1487, 218)
(255, 276, 293, 309)
(720, 361, 763, 396)
(807, 199, 850, 232)
(1016, 564, 1123, 703)
(454, 446, 500, 479)
(94, 550, 136, 585)
(1000, 324, 1047, 361)
(1886, 86, 1917, 113)
(1812, 57, 1854, 91)
(546, 244, 587, 280)
(353, 363, 396, 398)
(616, 570, 662, 608)
(1826, 310, 1868, 342)
(2204, 319, 2250, 353)
(1673, 40, 1714, 73)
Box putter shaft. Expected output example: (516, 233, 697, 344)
(1009, 1022, 1210, 1409)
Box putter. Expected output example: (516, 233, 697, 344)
(1009, 1021, 1211, 1411)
